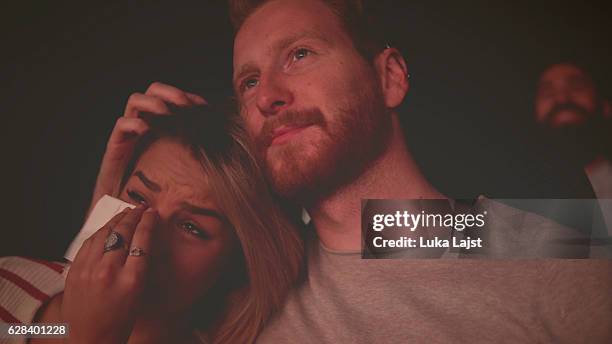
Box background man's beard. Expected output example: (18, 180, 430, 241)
(544, 102, 592, 127)
(540, 103, 612, 165)
(259, 86, 391, 204)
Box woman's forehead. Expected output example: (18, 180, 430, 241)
(134, 138, 212, 197)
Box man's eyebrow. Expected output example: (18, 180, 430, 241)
(274, 30, 332, 53)
(180, 201, 226, 222)
(233, 63, 258, 87)
(233, 31, 331, 86)
(567, 75, 590, 85)
(134, 171, 161, 192)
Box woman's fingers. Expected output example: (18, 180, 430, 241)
(145, 82, 204, 107)
(68, 208, 131, 284)
(185, 92, 207, 105)
(69, 234, 93, 273)
(84, 208, 132, 264)
(63, 207, 152, 344)
(106, 117, 150, 149)
(124, 83, 206, 120)
(123, 208, 158, 289)
(99, 206, 146, 267)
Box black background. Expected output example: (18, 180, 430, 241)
(1, 1, 610, 259)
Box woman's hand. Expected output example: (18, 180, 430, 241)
(62, 206, 158, 344)
(88, 82, 206, 214)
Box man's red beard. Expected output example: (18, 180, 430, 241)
(255, 86, 391, 204)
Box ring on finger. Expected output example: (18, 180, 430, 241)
(103, 231, 126, 253)
(128, 247, 146, 257)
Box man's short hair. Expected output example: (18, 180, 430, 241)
(228, 0, 386, 61)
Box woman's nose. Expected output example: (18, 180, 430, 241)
(140, 208, 170, 251)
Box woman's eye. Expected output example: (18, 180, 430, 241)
(127, 190, 148, 206)
(292, 48, 311, 61)
(180, 222, 209, 240)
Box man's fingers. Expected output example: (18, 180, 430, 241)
(145, 82, 202, 107)
(124, 93, 170, 118)
(123, 208, 158, 285)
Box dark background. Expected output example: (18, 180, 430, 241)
(1, 1, 610, 259)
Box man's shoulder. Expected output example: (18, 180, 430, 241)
(474, 196, 611, 258)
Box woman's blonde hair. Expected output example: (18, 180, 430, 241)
(122, 106, 304, 343)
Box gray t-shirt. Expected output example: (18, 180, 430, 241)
(257, 234, 612, 343)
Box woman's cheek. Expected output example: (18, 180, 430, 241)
(172, 244, 228, 299)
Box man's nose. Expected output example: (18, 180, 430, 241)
(554, 89, 572, 103)
(255, 75, 293, 116)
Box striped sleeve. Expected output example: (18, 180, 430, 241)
(0, 256, 66, 326)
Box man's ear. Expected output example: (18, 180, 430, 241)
(373, 47, 409, 108)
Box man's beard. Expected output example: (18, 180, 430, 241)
(541, 101, 611, 165)
(544, 102, 592, 127)
(255, 84, 390, 204)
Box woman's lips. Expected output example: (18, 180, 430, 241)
(270, 125, 311, 146)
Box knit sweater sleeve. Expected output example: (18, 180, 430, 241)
(0, 256, 67, 344)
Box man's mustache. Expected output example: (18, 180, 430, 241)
(257, 108, 325, 148)
(545, 102, 590, 123)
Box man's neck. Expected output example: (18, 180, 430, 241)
(308, 115, 446, 251)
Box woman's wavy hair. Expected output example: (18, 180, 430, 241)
(121, 106, 304, 343)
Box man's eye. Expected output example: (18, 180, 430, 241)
(538, 88, 555, 98)
(292, 48, 311, 61)
(242, 78, 259, 91)
(570, 83, 588, 92)
(127, 190, 148, 206)
(180, 222, 209, 239)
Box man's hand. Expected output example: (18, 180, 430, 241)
(62, 206, 158, 344)
(88, 82, 206, 214)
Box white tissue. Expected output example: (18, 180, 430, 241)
(64, 195, 136, 262)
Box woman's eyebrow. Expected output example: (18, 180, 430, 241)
(134, 171, 161, 192)
(180, 201, 226, 221)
